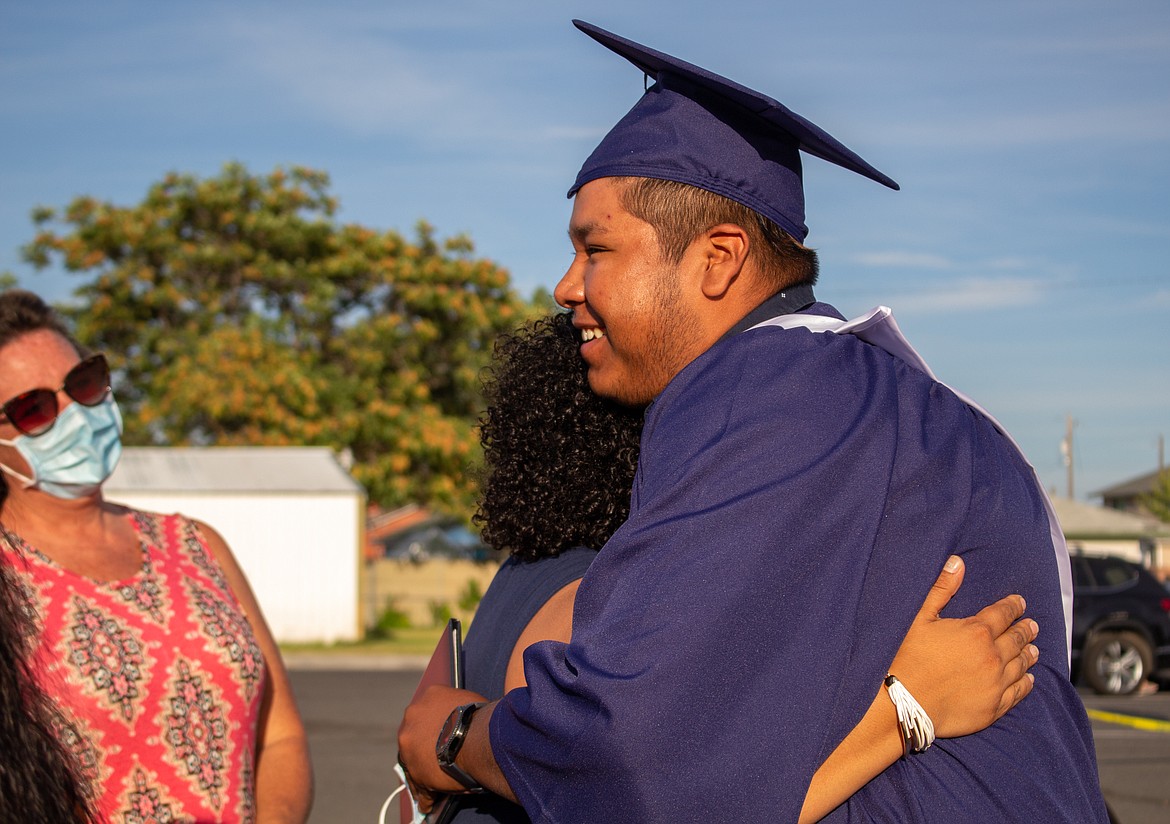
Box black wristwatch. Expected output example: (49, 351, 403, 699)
(436, 702, 488, 792)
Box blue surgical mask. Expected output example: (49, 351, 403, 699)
(0, 395, 123, 499)
(384, 763, 426, 824)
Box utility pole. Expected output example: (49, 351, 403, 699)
(1061, 415, 1076, 500)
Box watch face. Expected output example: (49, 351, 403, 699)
(438, 702, 479, 764)
(436, 703, 486, 792)
(438, 708, 463, 754)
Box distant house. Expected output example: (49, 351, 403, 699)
(1095, 468, 1168, 517)
(365, 503, 432, 561)
(1050, 496, 1170, 574)
(105, 446, 365, 644)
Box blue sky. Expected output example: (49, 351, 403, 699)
(2, 0, 1167, 501)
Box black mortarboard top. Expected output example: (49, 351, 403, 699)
(569, 20, 898, 242)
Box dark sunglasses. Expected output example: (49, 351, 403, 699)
(0, 354, 112, 437)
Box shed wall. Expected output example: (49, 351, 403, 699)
(106, 491, 361, 643)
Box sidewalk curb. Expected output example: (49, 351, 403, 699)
(1087, 708, 1170, 734)
(282, 653, 430, 671)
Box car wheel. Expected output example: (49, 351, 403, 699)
(1083, 631, 1154, 695)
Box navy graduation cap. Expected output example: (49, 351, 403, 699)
(569, 20, 899, 243)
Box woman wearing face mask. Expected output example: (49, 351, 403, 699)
(0, 290, 312, 823)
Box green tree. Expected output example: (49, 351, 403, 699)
(22, 162, 537, 511)
(1140, 469, 1170, 524)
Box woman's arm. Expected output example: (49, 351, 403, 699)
(197, 520, 314, 824)
(797, 555, 1038, 823)
(401, 555, 1038, 817)
(500, 556, 1037, 821)
(503, 579, 582, 691)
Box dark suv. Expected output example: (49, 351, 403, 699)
(1070, 553, 1170, 695)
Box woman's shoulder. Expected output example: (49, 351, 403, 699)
(472, 547, 599, 642)
(497, 546, 599, 591)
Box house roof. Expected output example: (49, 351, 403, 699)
(1093, 469, 1165, 499)
(105, 446, 364, 495)
(1050, 496, 1170, 539)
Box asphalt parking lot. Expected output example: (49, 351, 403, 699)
(287, 661, 1170, 824)
(1082, 686, 1170, 822)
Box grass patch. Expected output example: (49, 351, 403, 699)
(280, 626, 452, 658)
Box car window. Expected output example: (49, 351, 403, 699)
(1071, 556, 1095, 588)
(443, 526, 481, 546)
(1086, 556, 1138, 588)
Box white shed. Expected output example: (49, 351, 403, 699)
(104, 446, 365, 644)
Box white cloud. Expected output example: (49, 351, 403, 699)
(536, 126, 610, 141)
(219, 17, 474, 138)
(851, 251, 954, 269)
(201, 9, 610, 156)
(883, 275, 1050, 313)
(879, 102, 1170, 149)
(1001, 27, 1170, 60)
(984, 257, 1032, 271)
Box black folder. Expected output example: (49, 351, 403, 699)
(400, 618, 464, 824)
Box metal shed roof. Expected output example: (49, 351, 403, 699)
(105, 446, 364, 495)
(1050, 496, 1170, 539)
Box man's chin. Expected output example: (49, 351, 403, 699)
(586, 367, 652, 409)
(585, 367, 618, 400)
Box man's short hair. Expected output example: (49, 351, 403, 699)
(615, 177, 819, 291)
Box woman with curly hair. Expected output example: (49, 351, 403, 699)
(424, 312, 1039, 824)
(476, 313, 643, 564)
(442, 312, 641, 824)
(467, 311, 643, 697)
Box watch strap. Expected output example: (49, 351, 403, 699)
(436, 702, 488, 792)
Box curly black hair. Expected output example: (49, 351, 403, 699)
(474, 312, 644, 562)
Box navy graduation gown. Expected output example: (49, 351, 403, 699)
(490, 304, 1107, 823)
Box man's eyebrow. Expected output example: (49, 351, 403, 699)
(569, 221, 608, 244)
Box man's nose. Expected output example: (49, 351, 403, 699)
(553, 260, 584, 309)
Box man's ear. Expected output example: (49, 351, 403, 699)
(698, 223, 749, 299)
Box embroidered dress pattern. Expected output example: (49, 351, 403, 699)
(67, 594, 147, 724)
(163, 658, 230, 810)
(189, 579, 264, 700)
(123, 764, 178, 824)
(181, 519, 231, 595)
(238, 749, 256, 823)
(1, 511, 266, 823)
(50, 704, 109, 804)
(116, 551, 171, 626)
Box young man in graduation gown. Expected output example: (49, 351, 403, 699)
(399, 20, 1110, 823)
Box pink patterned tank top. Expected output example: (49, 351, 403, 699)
(0, 510, 266, 823)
